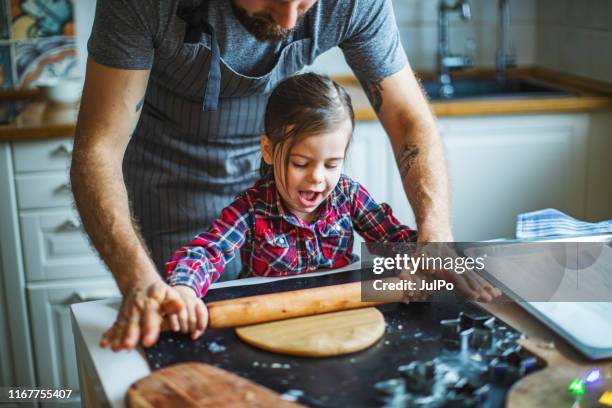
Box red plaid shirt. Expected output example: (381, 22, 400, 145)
(165, 174, 416, 298)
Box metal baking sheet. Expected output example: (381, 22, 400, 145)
(461, 235, 612, 360)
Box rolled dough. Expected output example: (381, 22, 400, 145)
(235, 307, 386, 357)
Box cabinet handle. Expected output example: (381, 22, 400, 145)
(54, 142, 73, 156)
(57, 219, 82, 232)
(55, 182, 72, 194)
(65, 292, 115, 305)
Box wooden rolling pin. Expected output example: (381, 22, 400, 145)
(205, 280, 403, 328)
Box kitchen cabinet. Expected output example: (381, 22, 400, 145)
(0, 248, 15, 387)
(28, 279, 119, 408)
(0, 138, 119, 404)
(0, 142, 36, 387)
(345, 111, 611, 241)
(20, 209, 110, 281)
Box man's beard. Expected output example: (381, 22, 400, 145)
(231, 1, 305, 41)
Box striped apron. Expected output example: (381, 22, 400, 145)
(122, 4, 314, 280)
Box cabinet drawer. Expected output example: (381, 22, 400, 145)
(20, 210, 109, 281)
(12, 138, 73, 173)
(15, 172, 72, 209)
(28, 279, 119, 407)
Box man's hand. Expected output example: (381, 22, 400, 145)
(414, 243, 502, 303)
(398, 269, 432, 303)
(434, 267, 501, 302)
(100, 279, 185, 351)
(167, 286, 209, 340)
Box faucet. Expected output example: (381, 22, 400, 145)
(437, 0, 473, 98)
(496, 0, 516, 82)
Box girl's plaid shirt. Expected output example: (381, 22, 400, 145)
(165, 174, 416, 298)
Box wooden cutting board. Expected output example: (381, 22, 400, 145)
(508, 338, 612, 407)
(480, 302, 612, 407)
(127, 363, 304, 408)
(235, 307, 386, 357)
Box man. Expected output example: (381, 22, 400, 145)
(72, 0, 497, 352)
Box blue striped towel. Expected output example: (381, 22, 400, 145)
(516, 208, 612, 240)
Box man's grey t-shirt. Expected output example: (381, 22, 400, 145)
(88, 0, 407, 83)
(86, 0, 408, 275)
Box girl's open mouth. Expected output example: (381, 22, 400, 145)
(298, 190, 320, 207)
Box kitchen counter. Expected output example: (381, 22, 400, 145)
(339, 66, 612, 120)
(3, 66, 612, 143)
(70, 265, 363, 408)
(0, 101, 78, 142)
(70, 257, 604, 408)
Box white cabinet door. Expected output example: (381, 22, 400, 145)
(0, 249, 15, 386)
(345, 122, 414, 225)
(439, 113, 590, 241)
(28, 279, 120, 407)
(344, 122, 416, 254)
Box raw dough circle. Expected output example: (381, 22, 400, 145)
(235, 307, 386, 357)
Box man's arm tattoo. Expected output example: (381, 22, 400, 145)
(397, 144, 420, 179)
(361, 79, 384, 113)
(135, 98, 144, 112)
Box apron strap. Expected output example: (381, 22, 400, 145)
(178, 2, 221, 112)
(201, 21, 221, 112)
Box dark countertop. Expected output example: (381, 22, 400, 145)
(143, 269, 526, 408)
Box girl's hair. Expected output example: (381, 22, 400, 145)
(260, 73, 355, 180)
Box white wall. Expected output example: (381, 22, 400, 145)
(536, 0, 612, 84)
(312, 0, 537, 75)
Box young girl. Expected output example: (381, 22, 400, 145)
(164, 73, 417, 338)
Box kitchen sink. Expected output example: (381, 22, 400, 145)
(421, 78, 574, 100)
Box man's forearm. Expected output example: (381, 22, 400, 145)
(70, 142, 161, 294)
(395, 117, 452, 241)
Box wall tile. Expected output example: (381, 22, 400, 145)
(448, 23, 498, 67)
(535, 25, 551, 67)
(536, 24, 561, 69)
(586, 0, 612, 32)
(469, 0, 498, 24)
(565, 0, 592, 30)
(510, 23, 537, 66)
(394, 0, 537, 70)
(536, 0, 612, 84)
(588, 30, 612, 83)
(566, 28, 592, 79)
(0, 0, 9, 40)
(10, 0, 74, 40)
(0, 44, 14, 89)
(14, 36, 76, 86)
(511, 0, 536, 23)
(536, 0, 570, 26)
(393, 0, 437, 25)
(400, 25, 438, 70)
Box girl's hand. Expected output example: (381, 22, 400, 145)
(167, 285, 209, 340)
